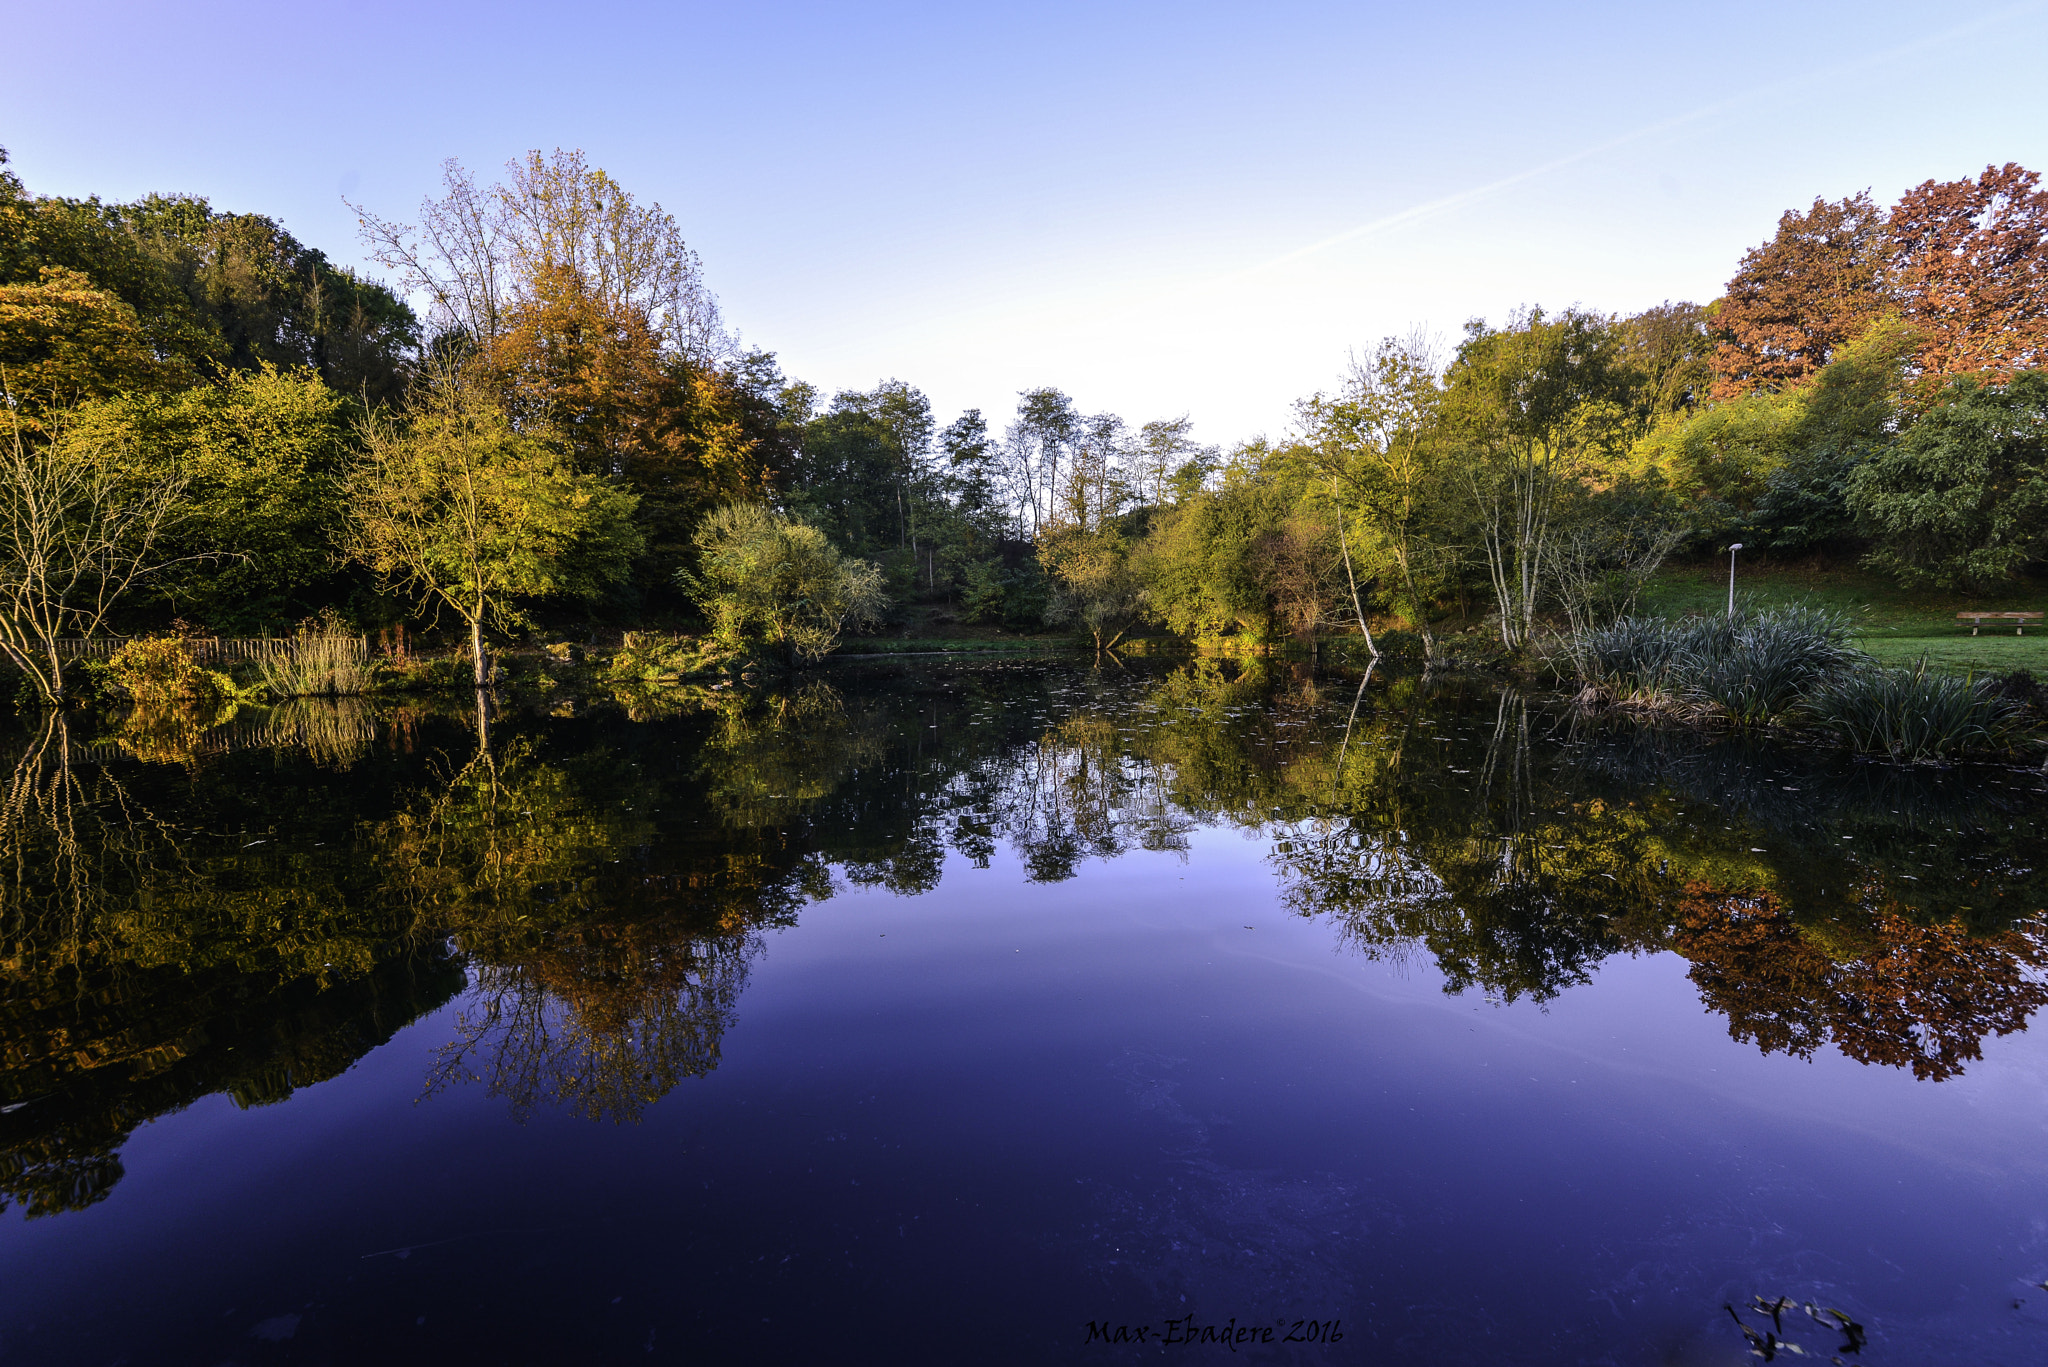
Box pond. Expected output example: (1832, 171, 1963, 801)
(3, 659, 2047, 1364)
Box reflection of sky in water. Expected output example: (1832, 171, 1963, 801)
(2, 661, 2047, 1364)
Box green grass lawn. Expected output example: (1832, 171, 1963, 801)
(1640, 559, 2048, 676)
(1857, 635, 2048, 673)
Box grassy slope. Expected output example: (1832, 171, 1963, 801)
(1639, 559, 2048, 675)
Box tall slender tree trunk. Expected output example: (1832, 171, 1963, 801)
(1331, 485, 1379, 658)
(1392, 545, 1437, 667)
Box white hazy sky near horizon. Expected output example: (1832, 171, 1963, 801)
(5, 0, 2046, 446)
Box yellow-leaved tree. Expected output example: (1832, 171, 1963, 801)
(347, 360, 641, 687)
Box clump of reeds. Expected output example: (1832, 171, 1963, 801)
(1567, 607, 2044, 761)
(1570, 616, 1685, 700)
(1570, 606, 1862, 727)
(1803, 663, 2036, 763)
(256, 634, 375, 698)
(1678, 607, 1863, 728)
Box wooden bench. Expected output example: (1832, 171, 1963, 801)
(1958, 611, 2043, 635)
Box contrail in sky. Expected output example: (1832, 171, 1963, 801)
(1246, 0, 2048, 277)
(831, 0, 2043, 390)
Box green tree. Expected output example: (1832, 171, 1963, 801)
(121, 193, 416, 402)
(682, 503, 886, 667)
(0, 153, 221, 381)
(938, 408, 1008, 539)
(1292, 334, 1458, 658)
(1032, 398, 1141, 648)
(0, 413, 188, 704)
(1616, 301, 1714, 429)
(1849, 370, 2048, 589)
(1749, 316, 1916, 550)
(1630, 392, 1802, 540)
(1633, 316, 1915, 551)
(348, 362, 641, 685)
(1005, 387, 1082, 537)
(56, 367, 356, 628)
(0, 268, 191, 422)
(2, 152, 414, 402)
(1133, 442, 1301, 639)
(1040, 520, 1143, 651)
(916, 408, 1016, 608)
(786, 381, 933, 558)
(1132, 415, 1216, 509)
(1443, 309, 1628, 650)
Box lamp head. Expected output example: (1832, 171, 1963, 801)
(1729, 543, 1745, 552)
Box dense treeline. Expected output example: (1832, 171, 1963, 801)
(4, 146, 2047, 697)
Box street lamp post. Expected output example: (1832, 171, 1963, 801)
(1727, 543, 1745, 620)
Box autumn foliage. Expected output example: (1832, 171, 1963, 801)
(1713, 164, 2048, 398)
(1673, 882, 2048, 1080)
(1711, 192, 1889, 398)
(1886, 163, 2048, 382)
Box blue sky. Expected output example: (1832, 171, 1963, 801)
(7, 0, 2047, 443)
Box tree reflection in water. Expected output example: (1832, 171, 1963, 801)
(925, 661, 2047, 1077)
(427, 929, 755, 1123)
(1676, 888, 2048, 1080)
(1240, 672, 2048, 1068)
(1269, 685, 1666, 1001)
(4, 661, 2047, 1222)
(398, 689, 852, 1123)
(0, 705, 462, 1219)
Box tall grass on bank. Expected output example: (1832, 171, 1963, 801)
(1682, 607, 1864, 728)
(256, 635, 375, 698)
(1804, 664, 2035, 763)
(1565, 607, 2044, 760)
(1568, 606, 1863, 727)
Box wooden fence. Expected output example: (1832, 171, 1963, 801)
(45, 636, 381, 664)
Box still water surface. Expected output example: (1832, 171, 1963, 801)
(3, 659, 2048, 1364)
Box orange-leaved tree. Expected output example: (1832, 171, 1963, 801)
(1710, 192, 1889, 399)
(1886, 161, 2048, 384)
